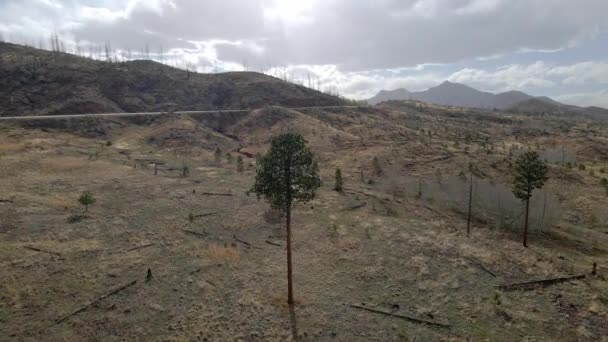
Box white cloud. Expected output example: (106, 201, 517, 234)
(549, 61, 608, 85)
(448, 62, 556, 92)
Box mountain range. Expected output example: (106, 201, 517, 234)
(368, 81, 536, 108)
(369, 81, 608, 120)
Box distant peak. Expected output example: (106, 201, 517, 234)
(436, 80, 466, 88)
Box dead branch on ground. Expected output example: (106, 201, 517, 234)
(183, 230, 209, 238)
(45, 280, 137, 330)
(265, 240, 282, 247)
(200, 192, 233, 196)
(497, 275, 586, 291)
(126, 243, 154, 252)
(24, 246, 61, 257)
(466, 257, 497, 277)
(349, 304, 450, 328)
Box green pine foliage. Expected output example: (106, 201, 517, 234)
(78, 191, 96, 212)
(250, 133, 322, 213)
(512, 151, 548, 201)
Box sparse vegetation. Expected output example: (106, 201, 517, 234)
(0, 69, 606, 341)
(214, 147, 222, 163)
(78, 191, 96, 213)
(372, 156, 382, 176)
(236, 155, 244, 172)
(334, 168, 343, 192)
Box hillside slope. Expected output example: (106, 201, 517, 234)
(0, 43, 345, 116)
(507, 97, 608, 121)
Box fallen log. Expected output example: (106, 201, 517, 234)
(183, 230, 209, 238)
(349, 304, 450, 328)
(345, 202, 366, 211)
(343, 189, 390, 201)
(466, 257, 497, 278)
(46, 280, 137, 329)
(496, 274, 586, 291)
(421, 205, 443, 216)
(24, 246, 61, 257)
(404, 155, 453, 167)
(127, 243, 154, 252)
(200, 192, 233, 196)
(0, 199, 14, 203)
(233, 237, 263, 250)
(194, 212, 218, 218)
(265, 240, 282, 247)
(233, 237, 251, 247)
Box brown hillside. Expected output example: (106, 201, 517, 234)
(0, 42, 345, 116)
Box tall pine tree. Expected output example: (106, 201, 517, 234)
(512, 151, 548, 247)
(250, 133, 321, 304)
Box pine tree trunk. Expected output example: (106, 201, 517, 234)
(540, 189, 547, 233)
(467, 173, 473, 237)
(523, 195, 531, 248)
(285, 156, 294, 305)
(286, 202, 293, 305)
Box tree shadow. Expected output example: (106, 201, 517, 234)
(289, 304, 300, 342)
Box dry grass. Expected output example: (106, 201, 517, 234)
(40, 157, 91, 172)
(206, 243, 240, 264)
(0, 142, 26, 153)
(47, 194, 79, 210)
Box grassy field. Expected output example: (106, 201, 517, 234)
(1, 106, 607, 341)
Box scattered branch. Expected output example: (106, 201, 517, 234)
(193, 212, 218, 218)
(265, 240, 282, 247)
(497, 275, 586, 291)
(233, 236, 263, 250)
(200, 192, 233, 197)
(349, 304, 450, 328)
(183, 230, 209, 238)
(24, 246, 61, 257)
(233, 236, 251, 247)
(126, 243, 154, 252)
(465, 257, 497, 277)
(45, 280, 137, 329)
(344, 202, 366, 211)
(404, 155, 453, 167)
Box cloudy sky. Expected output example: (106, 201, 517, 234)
(1, 0, 607, 107)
